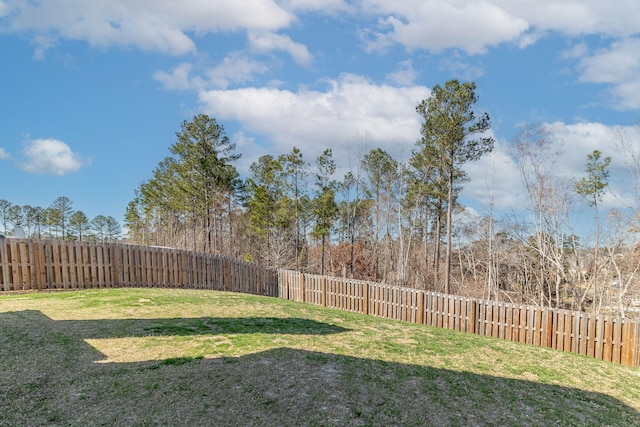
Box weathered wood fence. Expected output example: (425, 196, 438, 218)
(1, 238, 639, 368)
(278, 270, 640, 368)
(0, 238, 277, 295)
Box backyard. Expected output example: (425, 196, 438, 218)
(1, 288, 639, 426)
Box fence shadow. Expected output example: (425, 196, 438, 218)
(1, 309, 638, 426)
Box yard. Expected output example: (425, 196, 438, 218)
(1, 288, 639, 426)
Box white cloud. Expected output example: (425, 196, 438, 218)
(154, 63, 198, 91)
(577, 37, 640, 110)
(437, 53, 485, 81)
(363, 0, 530, 54)
(561, 42, 589, 60)
(2, 0, 293, 55)
(19, 138, 90, 176)
(154, 54, 270, 91)
(0, 147, 9, 160)
(248, 32, 313, 66)
(231, 131, 269, 173)
(280, 0, 353, 14)
(463, 122, 640, 212)
(361, 1, 640, 54)
(205, 53, 270, 89)
(463, 136, 524, 211)
(518, 122, 640, 211)
(198, 74, 429, 172)
(497, 0, 640, 38)
(31, 35, 56, 60)
(4, 0, 640, 60)
(544, 121, 625, 175)
(385, 60, 417, 86)
(517, 30, 544, 49)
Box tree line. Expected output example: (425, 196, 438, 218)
(0, 196, 121, 242)
(119, 79, 639, 316)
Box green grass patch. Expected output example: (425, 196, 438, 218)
(0, 288, 639, 426)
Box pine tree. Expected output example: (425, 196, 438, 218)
(416, 80, 494, 294)
(312, 149, 338, 275)
(50, 196, 74, 240)
(69, 211, 89, 241)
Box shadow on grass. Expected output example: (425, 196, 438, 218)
(63, 314, 350, 338)
(1, 309, 639, 427)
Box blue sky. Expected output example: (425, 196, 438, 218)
(1, 0, 640, 235)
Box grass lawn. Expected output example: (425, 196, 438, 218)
(1, 288, 639, 426)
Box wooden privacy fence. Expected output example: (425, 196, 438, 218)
(0, 238, 278, 296)
(278, 270, 640, 368)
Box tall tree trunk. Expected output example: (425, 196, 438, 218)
(433, 214, 441, 289)
(321, 235, 326, 275)
(594, 199, 600, 313)
(444, 167, 454, 294)
(350, 217, 355, 278)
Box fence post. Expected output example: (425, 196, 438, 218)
(0, 237, 9, 291)
(284, 271, 289, 300)
(363, 282, 369, 315)
(468, 298, 475, 334)
(416, 291, 424, 325)
(321, 276, 327, 307)
(633, 320, 640, 368)
(225, 259, 231, 292)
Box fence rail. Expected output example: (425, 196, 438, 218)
(278, 269, 640, 368)
(1, 238, 639, 368)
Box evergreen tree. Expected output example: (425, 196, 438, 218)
(170, 114, 240, 253)
(416, 80, 494, 293)
(279, 147, 309, 270)
(105, 216, 122, 242)
(7, 205, 24, 234)
(91, 215, 108, 242)
(125, 196, 147, 245)
(32, 207, 45, 239)
(69, 211, 90, 241)
(245, 154, 286, 265)
(338, 170, 371, 278)
(361, 148, 397, 281)
(0, 199, 11, 235)
(22, 205, 38, 237)
(129, 114, 240, 252)
(312, 149, 338, 275)
(408, 144, 466, 288)
(50, 196, 74, 240)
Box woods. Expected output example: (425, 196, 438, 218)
(5, 80, 635, 317)
(120, 82, 640, 317)
(0, 196, 121, 242)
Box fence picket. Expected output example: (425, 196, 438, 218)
(603, 318, 613, 362)
(613, 318, 622, 365)
(0, 238, 9, 291)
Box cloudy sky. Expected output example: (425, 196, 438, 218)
(1, 0, 640, 232)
